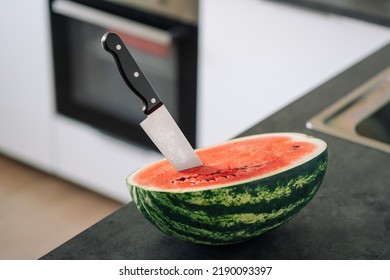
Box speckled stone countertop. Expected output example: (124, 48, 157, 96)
(42, 43, 390, 260)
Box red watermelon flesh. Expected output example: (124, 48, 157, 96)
(131, 133, 324, 191)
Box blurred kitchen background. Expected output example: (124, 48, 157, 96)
(1, 0, 390, 259)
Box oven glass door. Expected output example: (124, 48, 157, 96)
(70, 20, 178, 125)
(50, 0, 197, 149)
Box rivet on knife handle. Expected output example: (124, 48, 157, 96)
(101, 32, 162, 115)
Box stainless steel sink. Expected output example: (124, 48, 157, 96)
(307, 66, 390, 153)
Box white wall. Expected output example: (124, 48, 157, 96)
(0, 0, 54, 171)
(197, 0, 390, 147)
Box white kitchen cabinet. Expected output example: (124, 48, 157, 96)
(197, 0, 390, 147)
(0, 0, 54, 171)
(52, 115, 162, 203)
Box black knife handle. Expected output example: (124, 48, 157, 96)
(101, 32, 162, 115)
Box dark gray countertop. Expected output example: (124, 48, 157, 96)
(42, 43, 390, 260)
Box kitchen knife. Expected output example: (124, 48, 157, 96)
(101, 32, 202, 171)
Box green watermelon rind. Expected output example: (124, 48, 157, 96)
(127, 148, 328, 245)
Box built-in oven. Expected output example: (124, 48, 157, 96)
(49, 0, 198, 149)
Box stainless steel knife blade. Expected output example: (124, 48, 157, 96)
(140, 105, 202, 171)
(101, 32, 202, 171)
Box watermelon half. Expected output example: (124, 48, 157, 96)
(127, 133, 328, 245)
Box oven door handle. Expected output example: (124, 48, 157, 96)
(52, 0, 172, 46)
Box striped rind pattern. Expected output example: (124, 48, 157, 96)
(128, 150, 327, 245)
